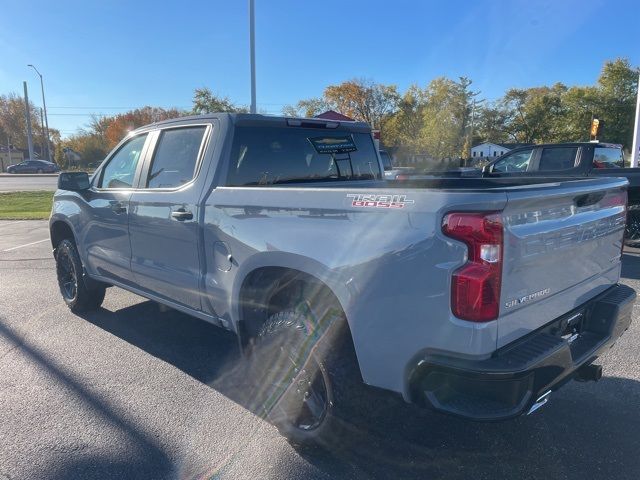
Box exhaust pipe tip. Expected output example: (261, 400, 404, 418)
(575, 363, 603, 382)
(527, 390, 551, 415)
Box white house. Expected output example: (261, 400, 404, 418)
(470, 142, 534, 160)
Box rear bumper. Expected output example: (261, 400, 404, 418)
(407, 283, 635, 421)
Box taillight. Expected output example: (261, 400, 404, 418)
(442, 212, 503, 322)
(600, 190, 627, 209)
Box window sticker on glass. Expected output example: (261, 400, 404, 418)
(309, 136, 358, 154)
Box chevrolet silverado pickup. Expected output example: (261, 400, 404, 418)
(50, 114, 635, 446)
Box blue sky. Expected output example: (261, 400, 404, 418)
(1, 0, 638, 137)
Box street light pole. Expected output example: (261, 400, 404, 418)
(27, 64, 51, 161)
(249, 0, 257, 114)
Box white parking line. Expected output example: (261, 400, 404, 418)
(2, 238, 49, 252)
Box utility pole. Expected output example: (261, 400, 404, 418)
(631, 74, 640, 168)
(28, 64, 51, 160)
(23, 81, 35, 162)
(249, 0, 257, 114)
(1, 136, 9, 172)
(40, 108, 46, 157)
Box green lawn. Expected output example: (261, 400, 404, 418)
(0, 191, 55, 220)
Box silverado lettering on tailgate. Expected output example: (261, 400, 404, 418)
(515, 212, 626, 258)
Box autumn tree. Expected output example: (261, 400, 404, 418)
(474, 58, 638, 148)
(559, 85, 600, 142)
(496, 83, 569, 144)
(383, 85, 428, 155)
(323, 78, 400, 128)
(0, 92, 61, 161)
(418, 77, 477, 159)
(192, 87, 247, 114)
(282, 98, 332, 117)
(595, 58, 639, 147)
(102, 106, 186, 148)
(60, 132, 110, 167)
(0, 93, 39, 150)
(474, 104, 510, 144)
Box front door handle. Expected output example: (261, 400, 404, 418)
(110, 201, 127, 214)
(171, 208, 193, 221)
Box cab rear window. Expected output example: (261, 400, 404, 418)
(226, 127, 381, 186)
(593, 147, 624, 168)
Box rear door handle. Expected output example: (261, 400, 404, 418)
(110, 201, 127, 214)
(171, 209, 193, 221)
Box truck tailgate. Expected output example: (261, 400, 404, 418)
(498, 178, 627, 347)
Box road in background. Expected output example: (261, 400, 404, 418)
(0, 174, 58, 192)
(1, 220, 639, 480)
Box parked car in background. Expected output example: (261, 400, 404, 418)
(50, 113, 634, 447)
(481, 142, 640, 244)
(396, 142, 640, 245)
(7, 159, 60, 174)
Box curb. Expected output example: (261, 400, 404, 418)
(0, 173, 59, 177)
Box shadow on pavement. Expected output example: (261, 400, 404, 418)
(79, 301, 640, 480)
(622, 252, 640, 280)
(0, 319, 173, 480)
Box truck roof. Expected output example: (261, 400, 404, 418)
(131, 113, 372, 134)
(505, 141, 622, 152)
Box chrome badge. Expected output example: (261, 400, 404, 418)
(346, 193, 415, 209)
(505, 288, 550, 309)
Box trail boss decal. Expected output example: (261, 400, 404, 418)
(347, 194, 415, 209)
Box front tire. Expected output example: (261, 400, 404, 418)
(55, 239, 105, 312)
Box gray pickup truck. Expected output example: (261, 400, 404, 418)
(50, 114, 635, 446)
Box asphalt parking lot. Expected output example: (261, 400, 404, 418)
(1, 220, 639, 480)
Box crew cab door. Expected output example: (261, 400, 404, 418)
(84, 132, 150, 283)
(128, 124, 211, 310)
(529, 145, 581, 173)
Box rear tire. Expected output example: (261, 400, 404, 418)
(248, 281, 361, 447)
(55, 239, 105, 312)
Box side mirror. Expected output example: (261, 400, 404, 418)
(482, 164, 492, 174)
(58, 171, 90, 191)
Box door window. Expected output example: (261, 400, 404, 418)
(491, 148, 534, 173)
(145, 126, 207, 188)
(99, 134, 147, 188)
(538, 147, 578, 171)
